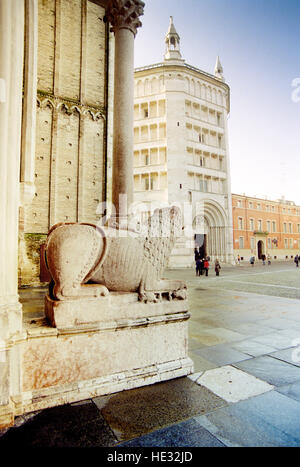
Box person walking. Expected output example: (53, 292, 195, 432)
(215, 259, 221, 276)
(204, 258, 209, 276)
(195, 257, 201, 276)
(199, 257, 204, 275)
(250, 256, 255, 266)
(237, 254, 241, 265)
(267, 254, 271, 266)
(294, 254, 299, 268)
(261, 254, 266, 265)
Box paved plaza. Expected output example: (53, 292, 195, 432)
(1, 260, 300, 447)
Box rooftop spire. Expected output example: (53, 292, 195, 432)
(167, 16, 177, 35)
(164, 16, 184, 62)
(214, 55, 225, 81)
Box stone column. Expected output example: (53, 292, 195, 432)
(20, 0, 38, 206)
(19, 0, 38, 286)
(105, 0, 144, 227)
(0, 0, 25, 428)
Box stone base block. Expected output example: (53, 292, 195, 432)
(45, 291, 189, 331)
(17, 292, 193, 418)
(19, 358, 193, 415)
(0, 401, 15, 430)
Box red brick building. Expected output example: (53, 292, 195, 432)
(232, 194, 300, 262)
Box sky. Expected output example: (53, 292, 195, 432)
(134, 0, 300, 204)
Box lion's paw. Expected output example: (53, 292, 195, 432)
(172, 289, 187, 300)
(139, 291, 159, 303)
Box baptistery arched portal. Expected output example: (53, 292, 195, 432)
(194, 233, 207, 259)
(194, 200, 229, 262)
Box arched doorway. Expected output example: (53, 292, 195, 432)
(194, 233, 207, 259)
(257, 240, 264, 259)
(193, 201, 229, 262)
(194, 215, 207, 259)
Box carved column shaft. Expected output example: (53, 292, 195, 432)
(20, 0, 38, 207)
(105, 0, 144, 224)
(112, 28, 134, 218)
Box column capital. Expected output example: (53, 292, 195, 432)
(104, 0, 145, 36)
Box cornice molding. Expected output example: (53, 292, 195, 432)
(134, 62, 230, 92)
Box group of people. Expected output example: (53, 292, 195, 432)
(237, 254, 300, 267)
(237, 254, 271, 266)
(250, 254, 272, 266)
(261, 254, 272, 266)
(194, 248, 221, 277)
(194, 251, 300, 273)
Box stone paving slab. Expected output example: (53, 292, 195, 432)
(188, 336, 210, 351)
(92, 377, 227, 443)
(194, 391, 300, 447)
(286, 312, 300, 323)
(258, 318, 300, 331)
(230, 339, 278, 357)
(0, 400, 117, 447)
(269, 348, 300, 368)
(249, 332, 299, 350)
(193, 344, 251, 366)
(188, 327, 248, 346)
(191, 366, 273, 403)
(119, 417, 226, 447)
(276, 381, 300, 403)
(188, 351, 218, 372)
(208, 281, 300, 300)
(218, 322, 278, 338)
(234, 356, 300, 387)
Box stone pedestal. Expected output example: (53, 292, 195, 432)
(18, 293, 193, 415)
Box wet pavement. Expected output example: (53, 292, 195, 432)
(1, 260, 300, 447)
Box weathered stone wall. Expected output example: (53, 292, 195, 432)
(20, 0, 111, 286)
(18, 233, 48, 287)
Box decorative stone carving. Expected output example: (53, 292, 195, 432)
(104, 0, 145, 36)
(45, 206, 187, 305)
(37, 95, 105, 121)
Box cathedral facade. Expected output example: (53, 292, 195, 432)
(133, 17, 234, 266)
(19, 0, 114, 286)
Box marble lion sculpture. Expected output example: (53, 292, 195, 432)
(45, 206, 187, 303)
